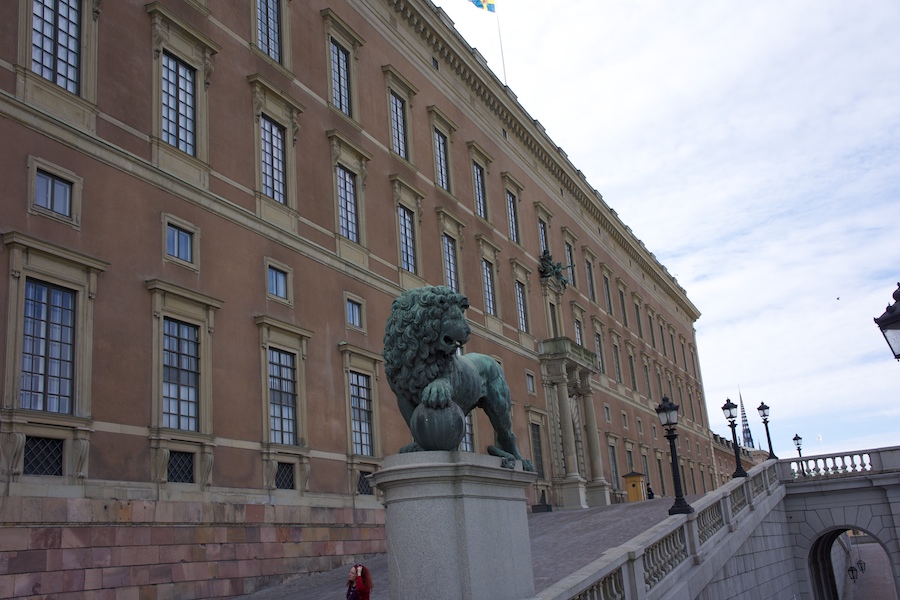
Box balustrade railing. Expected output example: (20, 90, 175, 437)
(539, 459, 781, 600)
(777, 446, 900, 482)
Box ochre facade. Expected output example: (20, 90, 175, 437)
(1, 0, 725, 596)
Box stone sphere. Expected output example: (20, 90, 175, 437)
(410, 402, 465, 451)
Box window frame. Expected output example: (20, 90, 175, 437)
(328, 130, 373, 265)
(17, 0, 100, 131)
(436, 206, 466, 293)
(264, 257, 293, 306)
(502, 172, 524, 245)
(257, 316, 312, 493)
(344, 292, 366, 333)
(28, 156, 82, 229)
(147, 4, 220, 187)
(383, 65, 418, 162)
(162, 213, 199, 272)
(428, 106, 457, 194)
(468, 141, 493, 221)
(147, 279, 222, 486)
(391, 174, 425, 288)
(340, 344, 383, 494)
(252, 0, 292, 70)
(322, 9, 364, 121)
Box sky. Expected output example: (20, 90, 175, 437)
(431, 0, 900, 459)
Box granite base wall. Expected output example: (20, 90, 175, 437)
(694, 503, 803, 600)
(0, 495, 385, 599)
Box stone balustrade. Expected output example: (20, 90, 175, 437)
(775, 446, 900, 482)
(537, 461, 781, 600)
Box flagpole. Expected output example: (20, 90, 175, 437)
(495, 8, 508, 85)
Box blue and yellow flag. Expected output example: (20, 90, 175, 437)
(470, 0, 496, 12)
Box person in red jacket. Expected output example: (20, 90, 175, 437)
(346, 563, 373, 600)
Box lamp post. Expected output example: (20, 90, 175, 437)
(874, 283, 900, 360)
(722, 398, 748, 478)
(757, 402, 777, 460)
(655, 396, 694, 515)
(794, 434, 804, 476)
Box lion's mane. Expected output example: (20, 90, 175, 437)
(383, 286, 469, 405)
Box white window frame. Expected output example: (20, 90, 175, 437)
(383, 65, 417, 162)
(265, 257, 293, 306)
(428, 106, 457, 194)
(162, 213, 200, 272)
(322, 8, 364, 121)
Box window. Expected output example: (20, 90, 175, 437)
(565, 243, 576, 287)
(573, 319, 583, 346)
(637, 419, 643, 435)
(162, 318, 200, 431)
(503, 172, 524, 245)
(23, 436, 64, 476)
(34, 169, 72, 217)
(608, 444, 620, 490)
(260, 115, 286, 204)
(345, 294, 365, 330)
(460, 412, 474, 452)
(148, 4, 220, 184)
(622, 412, 629, 429)
(506, 190, 520, 243)
(267, 266, 288, 300)
(473, 162, 488, 218)
(681, 341, 688, 369)
(328, 130, 372, 261)
(384, 66, 417, 162)
(594, 331, 605, 375)
(398, 205, 416, 273)
(337, 165, 359, 242)
(515, 281, 529, 333)
(256, 0, 282, 63)
(657, 458, 666, 496)
(443, 234, 460, 292)
(167, 223, 193, 263)
(265, 258, 292, 306)
(148, 280, 221, 486)
(644, 363, 652, 400)
(389, 91, 408, 159)
(648, 313, 656, 348)
(618, 288, 629, 327)
(641, 454, 650, 486)
(331, 39, 352, 116)
(258, 316, 312, 489)
(652, 425, 658, 440)
(635, 302, 644, 338)
(161, 51, 196, 156)
(323, 9, 363, 120)
(350, 371, 373, 456)
(628, 354, 637, 391)
(525, 372, 536, 394)
(482, 259, 497, 316)
(32, 0, 81, 94)
(530, 423, 545, 479)
(670, 332, 677, 364)
(534, 224, 548, 259)
(268, 347, 297, 445)
(250, 76, 303, 219)
(626, 449, 634, 472)
(612, 343, 623, 384)
(434, 129, 450, 191)
(167, 450, 194, 483)
(20, 280, 76, 414)
(429, 106, 457, 193)
(660, 323, 667, 356)
(586, 260, 596, 303)
(603, 275, 613, 315)
(604, 405, 611, 422)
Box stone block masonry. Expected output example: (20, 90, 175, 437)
(0, 496, 385, 599)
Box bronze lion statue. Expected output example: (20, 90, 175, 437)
(383, 286, 534, 471)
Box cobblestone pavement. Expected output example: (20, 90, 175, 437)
(237, 495, 701, 600)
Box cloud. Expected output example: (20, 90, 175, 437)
(436, 0, 900, 455)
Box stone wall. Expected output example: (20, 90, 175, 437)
(695, 503, 802, 600)
(0, 495, 385, 599)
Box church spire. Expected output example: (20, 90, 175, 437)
(739, 392, 755, 448)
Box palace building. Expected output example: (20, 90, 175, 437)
(1, 0, 722, 595)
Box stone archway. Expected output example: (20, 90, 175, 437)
(807, 527, 899, 600)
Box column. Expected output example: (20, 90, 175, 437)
(554, 377, 587, 509)
(581, 380, 611, 506)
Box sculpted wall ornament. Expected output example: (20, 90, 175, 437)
(383, 286, 534, 470)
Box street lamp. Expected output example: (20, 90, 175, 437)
(721, 398, 748, 478)
(757, 402, 777, 460)
(874, 283, 900, 360)
(655, 396, 694, 515)
(848, 565, 858, 582)
(793, 434, 805, 476)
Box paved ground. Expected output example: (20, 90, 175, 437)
(852, 540, 898, 600)
(236, 495, 702, 600)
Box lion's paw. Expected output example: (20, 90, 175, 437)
(421, 379, 452, 409)
(399, 442, 423, 453)
(521, 460, 535, 473)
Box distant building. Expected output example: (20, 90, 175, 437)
(1, 0, 719, 594)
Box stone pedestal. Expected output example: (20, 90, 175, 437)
(558, 475, 588, 509)
(370, 452, 538, 600)
(586, 479, 612, 507)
